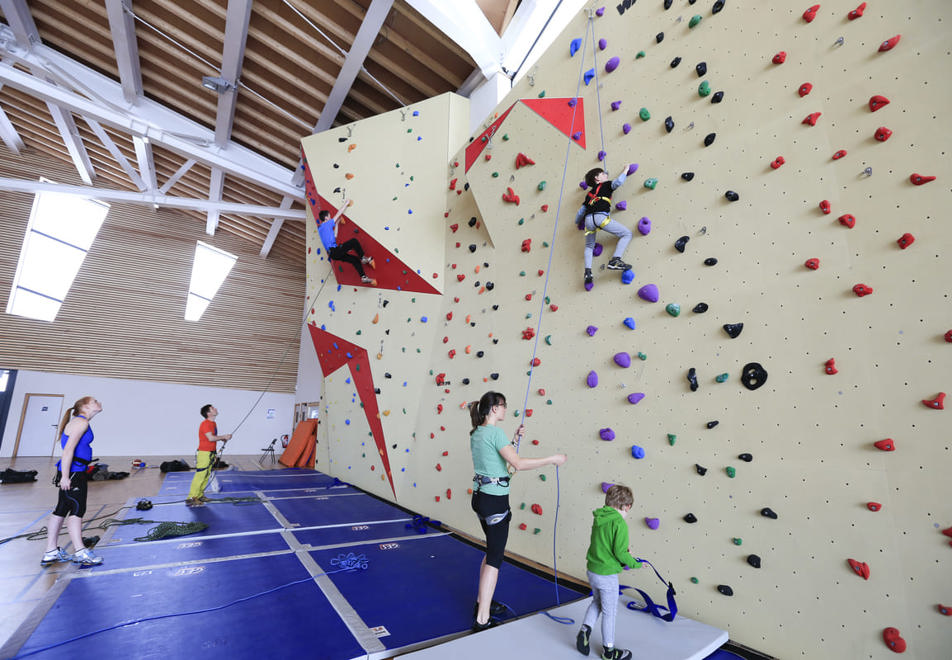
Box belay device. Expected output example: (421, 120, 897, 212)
(620, 558, 678, 622)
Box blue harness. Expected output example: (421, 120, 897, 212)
(620, 558, 678, 622)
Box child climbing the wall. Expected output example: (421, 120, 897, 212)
(316, 199, 376, 284)
(468, 391, 567, 632)
(576, 484, 641, 660)
(576, 166, 633, 288)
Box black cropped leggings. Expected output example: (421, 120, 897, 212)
(472, 491, 511, 568)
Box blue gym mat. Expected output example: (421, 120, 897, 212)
(293, 519, 429, 548)
(270, 492, 408, 527)
(100, 501, 282, 546)
(85, 531, 291, 571)
(213, 470, 344, 492)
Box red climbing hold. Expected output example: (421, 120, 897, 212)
(832, 149, 847, 160)
(848, 2, 866, 20)
(945, 330, 952, 343)
(435, 373, 446, 386)
(525, 409, 533, 417)
(825, 358, 838, 375)
(449, 178, 457, 190)
(519, 523, 528, 530)
(909, 173, 936, 185)
(882, 627, 906, 654)
(457, 274, 465, 282)
(874, 439, 895, 451)
(867, 502, 882, 512)
(802, 4, 819, 22)
(942, 527, 952, 538)
(839, 214, 856, 229)
(549, 304, 558, 312)
(447, 349, 456, 359)
(938, 604, 951, 616)
(532, 439, 540, 445)
(541, 204, 549, 212)
(798, 82, 813, 97)
(530, 357, 541, 367)
(435, 463, 442, 471)
(450, 223, 459, 233)
(804, 258, 820, 270)
(802, 112, 821, 126)
(521, 327, 536, 340)
(897, 233, 915, 249)
(437, 404, 444, 414)
(538, 388, 546, 395)
(446, 488, 452, 500)
(770, 156, 785, 169)
(515, 152, 536, 169)
(502, 187, 520, 205)
(446, 311, 453, 320)
(852, 283, 873, 296)
(525, 293, 533, 301)
(819, 200, 831, 214)
(531, 504, 543, 515)
(874, 126, 893, 142)
(922, 392, 946, 410)
(521, 238, 532, 253)
(847, 558, 870, 580)
(772, 51, 787, 64)
(878, 35, 901, 52)
(869, 95, 890, 112)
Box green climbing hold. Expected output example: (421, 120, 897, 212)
(544, 296, 550, 304)
(519, 270, 526, 276)
(502, 134, 509, 141)
(698, 81, 711, 97)
(544, 335, 552, 345)
(542, 241, 549, 247)
(520, 502, 526, 510)
(355, 330, 361, 335)
(538, 90, 546, 98)
(726, 466, 736, 478)
(666, 303, 680, 317)
(644, 178, 658, 189)
(715, 373, 729, 383)
(539, 474, 546, 481)
(546, 399, 553, 405)
(667, 433, 677, 446)
(689, 14, 702, 28)
(533, 528, 541, 535)
(639, 107, 651, 121)
(525, 313, 532, 319)
(407, 128, 412, 133)
(492, 172, 499, 178)
(538, 181, 547, 191)
(518, 218, 524, 225)
(733, 537, 742, 546)
(636, 50, 646, 59)
(637, 352, 647, 360)
(690, 577, 699, 584)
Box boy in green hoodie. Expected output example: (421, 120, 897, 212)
(576, 485, 642, 660)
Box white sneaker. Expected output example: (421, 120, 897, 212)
(71, 547, 103, 566)
(40, 547, 70, 567)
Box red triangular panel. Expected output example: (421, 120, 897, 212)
(519, 97, 587, 149)
(465, 103, 516, 173)
(307, 324, 395, 498)
(316, 195, 440, 295)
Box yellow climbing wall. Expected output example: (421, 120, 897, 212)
(303, 3, 951, 657)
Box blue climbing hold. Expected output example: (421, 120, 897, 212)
(570, 38, 582, 57)
(584, 68, 595, 85)
(621, 269, 635, 284)
(631, 445, 646, 459)
(623, 317, 636, 330)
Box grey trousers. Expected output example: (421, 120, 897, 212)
(583, 213, 632, 269)
(583, 570, 620, 648)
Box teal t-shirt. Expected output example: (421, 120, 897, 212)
(470, 425, 511, 495)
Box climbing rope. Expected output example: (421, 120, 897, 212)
(133, 521, 209, 542)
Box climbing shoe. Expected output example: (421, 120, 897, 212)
(71, 548, 103, 566)
(40, 547, 70, 567)
(584, 269, 594, 286)
(606, 257, 631, 270)
(360, 275, 374, 284)
(473, 601, 507, 618)
(576, 624, 591, 655)
(471, 617, 498, 632)
(601, 647, 632, 660)
(185, 497, 205, 507)
(361, 255, 374, 266)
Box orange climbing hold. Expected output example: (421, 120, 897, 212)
(345, 173, 354, 179)
(372, 313, 379, 324)
(347, 143, 356, 152)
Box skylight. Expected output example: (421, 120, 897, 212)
(6, 188, 109, 322)
(185, 241, 237, 321)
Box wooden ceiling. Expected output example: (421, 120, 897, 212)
(0, 0, 481, 263)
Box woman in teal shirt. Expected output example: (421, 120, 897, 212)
(469, 390, 566, 631)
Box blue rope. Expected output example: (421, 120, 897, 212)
(14, 553, 370, 657)
(587, 18, 609, 172)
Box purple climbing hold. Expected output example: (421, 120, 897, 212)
(611, 101, 622, 111)
(638, 217, 651, 235)
(605, 57, 620, 73)
(621, 269, 635, 285)
(580, 181, 589, 190)
(638, 283, 660, 302)
(597, 150, 606, 161)
(645, 517, 660, 530)
(623, 317, 636, 330)
(614, 352, 632, 368)
(627, 392, 645, 405)
(570, 38, 582, 57)
(599, 428, 615, 441)
(622, 123, 632, 135)
(592, 243, 604, 257)
(587, 370, 599, 388)
(586, 325, 598, 337)
(601, 481, 615, 493)
(631, 445, 645, 459)
(585, 281, 594, 292)
(598, 38, 607, 51)
(627, 163, 639, 175)
(568, 98, 577, 107)
(615, 200, 627, 211)
(573, 131, 583, 140)
(595, 6, 605, 16)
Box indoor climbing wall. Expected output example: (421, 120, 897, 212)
(302, 2, 950, 657)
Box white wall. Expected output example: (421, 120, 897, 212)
(1, 370, 293, 459)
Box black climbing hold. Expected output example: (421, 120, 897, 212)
(674, 236, 689, 253)
(738, 453, 753, 462)
(462, 378, 470, 385)
(338, 137, 347, 143)
(468, 217, 477, 227)
(384, 372, 392, 378)
(333, 185, 341, 192)
(665, 116, 674, 133)
(711, 91, 724, 104)
(485, 282, 494, 290)
(741, 362, 768, 390)
(760, 507, 778, 519)
(670, 56, 682, 68)
(706, 420, 719, 429)
(468, 244, 477, 252)
(663, 0, 673, 9)
(695, 62, 707, 77)
(656, 32, 664, 43)
(684, 513, 698, 523)
(476, 350, 484, 358)
(470, 322, 476, 328)
(463, 183, 470, 191)
(483, 262, 490, 268)
(747, 554, 761, 569)
(704, 132, 716, 147)
(717, 585, 734, 596)
(723, 323, 744, 338)
(383, 300, 389, 307)
(695, 464, 708, 475)
(712, 0, 726, 14)
(490, 373, 499, 380)
(473, 281, 481, 288)
(692, 302, 708, 313)
(689, 0, 697, 4)
(374, 388, 381, 394)
(681, 172, 694, 181)
(725, 190, 739, 202)
(492, 338, 499, 344)
(704, 257, 718, 266)
(687, 367, 699, 392)
(492, 304, 499, 310)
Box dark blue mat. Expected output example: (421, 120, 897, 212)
(262, 484, 357, 498)
(213, 471, 341, 492)
(14, 553, 366, 660)
(293, 519, 437, 548)
(87, 532, 291, 571)
(101, 502, 282, 546)
(309, 535, 583, 651)
(271, 493, 408, 527)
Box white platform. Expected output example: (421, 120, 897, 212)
(402, 595, 729, 659)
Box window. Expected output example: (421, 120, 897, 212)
(185, 241, 237, 321)
(0, 370, 9, 392)
(6, 187, 109, 322)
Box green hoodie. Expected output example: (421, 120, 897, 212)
(586, 506, 642, 575)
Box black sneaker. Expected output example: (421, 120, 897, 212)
(584, 269, 593, 286)
(601, 647, 632, 660)
(576, 624, 591, 655)
(606, 257, 632, 271)
(472, 617, 498, 632)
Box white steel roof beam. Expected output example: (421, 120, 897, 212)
(206, 167, 225, 235)
(260, 195, 294, 257)
(84, 117, 146, 190)
(133, 135, 157, 190)
(214, 0, 252, 147)
(104, 0, 143, 104)
(404, 0, 502, 79)
(0, 102, 23, 153)
(158, 157, 196, 194)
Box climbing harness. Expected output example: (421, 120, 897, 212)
(473, 474, 510, 489)
(620, 558, 678, 622)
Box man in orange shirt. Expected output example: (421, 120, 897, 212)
(186, 404, 232, 506)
